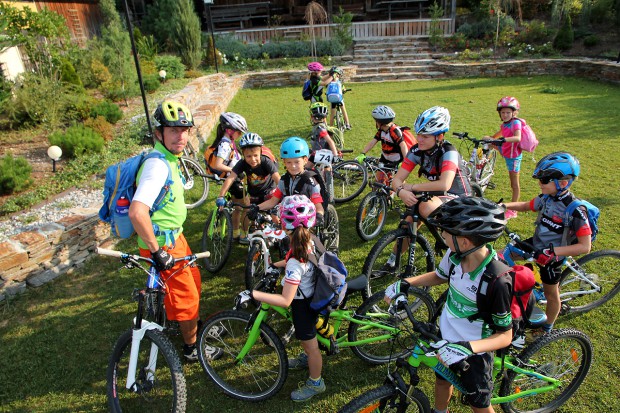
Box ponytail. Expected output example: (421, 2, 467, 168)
(289, 226, 312, 263)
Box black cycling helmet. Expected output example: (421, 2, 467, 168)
(427, 196, 507, 243)
(154, 100, 194, 128)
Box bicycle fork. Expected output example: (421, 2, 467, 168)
(126, 318, 164, 391)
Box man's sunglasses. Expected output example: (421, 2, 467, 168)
(538, 177, 553, 184)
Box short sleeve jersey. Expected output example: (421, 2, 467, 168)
(309, 75, 324, 102)
(374, 124, 404, 163)
(232, 155, 278, 197)
(401, 142, 472, 196)
(310, 123, 331, 152)
(530, 191, 592, 252)
(273, 172, 323, 206)
(435, 248, 513, 342)
(282, 257, 315, 299)
(499, 119, 523, 159)
(215, 136, 242, 169)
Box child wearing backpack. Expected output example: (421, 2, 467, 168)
(237, 195, 327, 402)
(205, 112, 248, 243)
(326, 67, 351, 130)
(484, 96, 526, 217)
(307, 102, 340, 169)
(303, 61, 332, 103)
(356, 105, 409, 185)
(385, 197, 513, 413)
(503, 152, 592, 335)
(247, 137, 325, 225)
(216, 132, 281, 236)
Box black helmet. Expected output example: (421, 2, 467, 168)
(427, 196, 506, 242)
(153, 100, 194, 127)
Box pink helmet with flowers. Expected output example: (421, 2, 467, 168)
(307, 62, 324, 72)
(279, 195, 316, 230)
(497, 96, 520, 111)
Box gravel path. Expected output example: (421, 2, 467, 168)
(0, 188, 102, 242)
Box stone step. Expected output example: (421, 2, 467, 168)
(350, 71, 447, 82)
(353, 58, 436, 66)
(353, 52, 433, 61)
(355, 65, 439, 75)
(354, 45, 433, 55)
(354, 36, 430, 46)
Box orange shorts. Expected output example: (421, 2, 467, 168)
(139, 233, 201, 322)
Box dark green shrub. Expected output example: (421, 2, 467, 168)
(142, 74, 161, 93)
(516, 20, 553, 44)
(90, 100, 123, 124)
(171, 0, 203, 70)
(553, 15, 574, 51)
(49, 125, 104, 158)
(65, 91, 95, 122)
(583, 34, 600, 47)
(0, 153, 33, 195)
(154, 55, 185, 79)
(457, 16, 515, 39)
(332, 7, 354, 50)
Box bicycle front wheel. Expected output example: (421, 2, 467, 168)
(320, 204, 340, 253)
(245, 241, 266, 290)
(201, 209, 233, 273)
(332, 160, 368, 203)
(107, 329, 186, 413)
(559, 249, 620, 315)
(335, 109, 346, 132)
(356, 192, 388, 241)
(499, 328, 592, 413)
(348, 289, 436, 365)
(363, 229, 435, 298)
(180, 156, 209, 209)
(338, 385, 431, 413)
(479, 149, 497, 191)
(198, 310, 288, 402)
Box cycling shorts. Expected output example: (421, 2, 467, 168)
(435, 352, 494, 408)
(504, 155, 523, 173)
(291, 297, 319, 341)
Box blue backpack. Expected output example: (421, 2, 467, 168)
(308, 251, 348, 314)
(564, 199, 600, 243)
(302, 79, 313, 101)
(326, 81, 343, 104)
(98, 150, 173, 238)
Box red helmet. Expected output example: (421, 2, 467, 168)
(497, 96, 520, 111)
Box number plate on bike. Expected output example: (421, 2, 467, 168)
(314, 149, 334, 166)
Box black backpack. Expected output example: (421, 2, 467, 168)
(282, 169, 329, 211)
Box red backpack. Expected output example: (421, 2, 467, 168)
(388, 125, 418, 151)
(261, 146, 278, 165)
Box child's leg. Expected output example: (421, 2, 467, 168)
(329, 106, 336, 127)
(434, 377, 453, 412)
(240, 194, 250, 234)
(542, 282, 561, 325)
(301, 338, 322, 380)
(341, 102, 350, 125)
(508, 171, 520, 202)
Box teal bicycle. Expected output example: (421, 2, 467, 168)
(339, 290, 593, 413)
(196, 273, 438, 402)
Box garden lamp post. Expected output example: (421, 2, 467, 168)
(159, 69, 167, 83)
(47, 145, 62, 173)
(203, 0, 219, 73)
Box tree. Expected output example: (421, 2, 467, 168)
(305, 1, 328, 59)
(142, 0, 179, 51)
(172, 0, 203, 70)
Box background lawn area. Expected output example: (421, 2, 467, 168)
(1, 75, 619, 412)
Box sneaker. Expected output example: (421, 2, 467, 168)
(371, 262, 396, 279)
(505, 210, 518, 219)
(290, 378, 326, 402)
(238, 236, 250, 245)
(288, 352, 308, 370)
(511, 333, 526, 349)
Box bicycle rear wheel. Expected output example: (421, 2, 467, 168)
(198, 310, 288, 402)
(335, 108, 346, 132)
(479, 149, 497, 191)
(348, 289, 436, 365)
(363, 229, 435, 298)
(201, 209, 233, 273)
(320, 204, 340, 253)
(180, 157, 209, 209)
(107, 329, 186, 413)
(332, 160, 368, 203)
(356, 192, 388, 241)
(338, 385, 431, 413)
(558, 250, 620, 315)
(499, 328, 592, 413)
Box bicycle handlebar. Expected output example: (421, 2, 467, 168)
(452, 132, 504, 146)
(373, 182, 447, 200)
(97, 248, 210, 261)
(341, 149, 354, 154)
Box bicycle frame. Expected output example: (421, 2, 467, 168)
(246, 220, 287, 267)
(364, 157, 398, 187)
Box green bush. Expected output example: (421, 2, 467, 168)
(84, 116, 114, 141)
(553, 15, 574, 51)
(516, 20, 553, 44)
(583, 34, 600, 47)
(215, 35, 345, 60)
(142, 74, 161, 93)
(60, 58, 83, 87)
(332, 7, 354, 50)
(64, 91, 96, 122)
(457, 15, 515, 39)
(90, 100, 123, 124)
(0, 153, 33, 195)
(48, 125, 104, 158)
(154, 55, 185, 79)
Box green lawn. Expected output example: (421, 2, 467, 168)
(1, 76, 619, 412)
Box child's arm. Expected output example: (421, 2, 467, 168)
(218, 172, 238, 199)
(408, 169, 456, 193)
(325, 135, 339, 156)
(550, 234, 591, 258)
(212, 155, 234, 173)
(405, 271, 446, 287)
(272, 171, 281, 186)
(252, 281, 297, 308)
(504, 201, 530, 212)
(483, 130, 502, 140)
(258, 196, 280, 211)
(360, 139, 377, 155)
(320, 73, 333, 86)
(469, 329, 513, 353)
(398, 141, 409, 161)
(314, 201, 325, 216)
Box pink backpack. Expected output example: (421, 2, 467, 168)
(516, 118, 538, 152)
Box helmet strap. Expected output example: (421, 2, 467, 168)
(452, 235, 485, 260)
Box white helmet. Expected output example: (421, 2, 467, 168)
(371, 105, 396, 124)
(414, 106, 451, 136)
(220, 112, 248, 133)
(239, 132, 264, 148)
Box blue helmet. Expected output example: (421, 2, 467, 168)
(280, 137, 309, 159)
(533, 151, 580, 190)
(414, 106, 451, 136)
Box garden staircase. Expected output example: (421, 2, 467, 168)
(350, 37, 446, 82)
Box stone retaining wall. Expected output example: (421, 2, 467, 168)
(1, 59, 618, 301)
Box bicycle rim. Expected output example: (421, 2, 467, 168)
(558, 250, 620, 314)
(356, 193, 388, 241)
(363, 229, 435, 298)
(107, 329, 186, 413)
(180, 157, 209, 209)
(201, 210, 233, 273)
(333, 161, 367, 203)
(198, 310, 288, 402)
(245, 242, 266, 290)
(499, 328, 592, 413)
(321, 204, 340, 252)
(338, 385, 431, 413)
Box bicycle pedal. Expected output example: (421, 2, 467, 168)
(328, 336, 340, 355)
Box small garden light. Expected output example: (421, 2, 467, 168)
(47, 145, 62, 172)
(159, 69, 167, 83)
